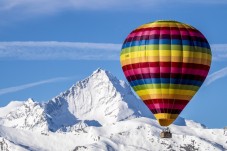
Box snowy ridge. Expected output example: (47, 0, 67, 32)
(0, 69, 226, 151)
(0, 101, 24, 118)
(0, 118, 226, 151)
(0, 98, 49, 131)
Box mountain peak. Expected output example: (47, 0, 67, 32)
(45, 68, 152, 130)
(25, 98, 35, 104)
(71, 68, 121, 94)
(91, 68, 114, 81)
(92, 67, 105, 74)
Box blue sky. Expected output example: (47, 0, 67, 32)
(0, 0, 227, 128)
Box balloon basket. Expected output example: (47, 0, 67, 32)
(160, 127, 172, 138)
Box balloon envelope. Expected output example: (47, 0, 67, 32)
(120, 20, 212, 126)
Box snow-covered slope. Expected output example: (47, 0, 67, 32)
(0, 118, 226, 151)
(45, 68, 151, 131)
(0, 98, 49, 131)
(0, 101, 23, 118)
(0, 69, 226, 151)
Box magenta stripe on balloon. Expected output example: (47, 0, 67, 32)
(146, 103, 185, 110)
(123, 67, 209, 77)
(128, 29, 204, 39)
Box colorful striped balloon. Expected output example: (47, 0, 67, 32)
(120, 20, 212, 126)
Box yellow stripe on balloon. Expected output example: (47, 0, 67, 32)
(137, 22, 192, 29)
(136, 89, 196, 96)
(120, 50, 211, 61)
(140, 94, 193, 101)
(154, 113, 179, 126)
(133, 84, 199, 91)
(120, 56, 211, 67)
(154, 113, 179, 119)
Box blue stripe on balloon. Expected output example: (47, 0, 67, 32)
(129, 78, 203, 87)
(122, 39, 210, 49)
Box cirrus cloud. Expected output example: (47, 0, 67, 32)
(0, 41, 121, 60)
(0, 77, 72, 96)
(210, 44, 227, 61)
(0, 0, 226, 15)
(0, 0, 226, 25)
(205, 67, 227, 86)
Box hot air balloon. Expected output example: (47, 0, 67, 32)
(120, 20, 212, 135)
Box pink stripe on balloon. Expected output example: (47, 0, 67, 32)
(124, 67, 208, 77)
(146, 103, 185, 110)
(128, 29, 204, 39)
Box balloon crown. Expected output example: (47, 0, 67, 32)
(154, 20, 194, 29)
(155, 20, 180, 23)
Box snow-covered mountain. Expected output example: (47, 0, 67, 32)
(0, 69, 151, 132)
(44, 69, 152, 131)
(0, 69, 226, 151)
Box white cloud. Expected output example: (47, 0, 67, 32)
(210, 44, 227, 61)
(0, 0, 226, 15)
(0, 77, 72, 96)
(0, 0, 154, 13)
(0, 0, 226, 24)
(0, 41, 121, 60)
(205, 67, 227, 86)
